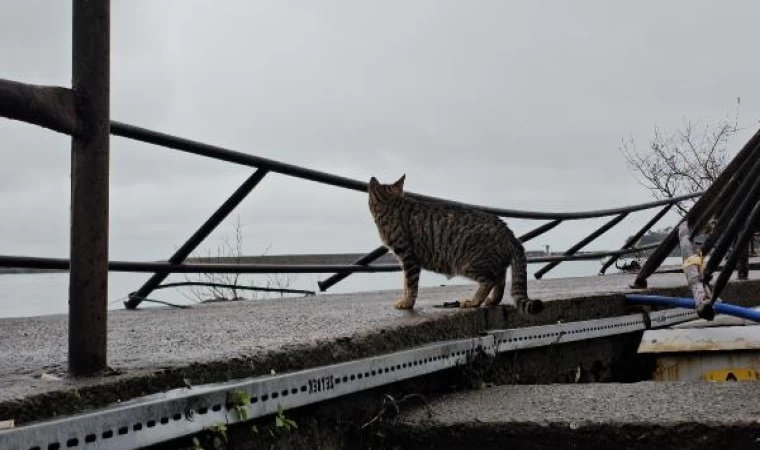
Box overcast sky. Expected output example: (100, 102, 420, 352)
(1, 0, 759, 266)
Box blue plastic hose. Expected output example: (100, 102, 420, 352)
(626, 294, 760, 323)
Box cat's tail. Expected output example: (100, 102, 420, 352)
(508, 234, 544, 315)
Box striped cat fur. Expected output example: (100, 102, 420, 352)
(368, 175, 543, 314)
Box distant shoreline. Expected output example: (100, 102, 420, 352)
(0, 250, 616, 274)
(0, 268, 67, 274)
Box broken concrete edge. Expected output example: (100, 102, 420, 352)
(3, 279, 759, 426)
(368, 422, 760, 450)
(149, 379, 760, 450)
(388, 420, 760, 432)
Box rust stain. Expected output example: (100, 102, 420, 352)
(653, 361, 680, 381)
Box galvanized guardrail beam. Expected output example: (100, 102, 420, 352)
(0, 307, 696, 450)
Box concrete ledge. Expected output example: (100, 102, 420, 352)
(2, 273, 760, 425)
(372, 382, 760, 450)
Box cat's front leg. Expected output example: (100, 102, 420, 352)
(394, 256, 421, 310)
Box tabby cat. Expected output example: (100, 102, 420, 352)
(368, 175, 543, 314)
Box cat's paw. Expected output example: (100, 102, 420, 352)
(393, 297, 415, 310)
(483, 297, 502, 306)
(460, 298, 482, 308)
(520, 298, 544, 315)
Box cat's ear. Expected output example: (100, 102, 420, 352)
(392, 174, 406, 192)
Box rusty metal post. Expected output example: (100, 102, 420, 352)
(69, 0, 110, 376)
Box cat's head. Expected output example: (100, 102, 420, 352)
(368, 175, 405, 205)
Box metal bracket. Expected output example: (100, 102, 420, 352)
(648, 308, 700, 329)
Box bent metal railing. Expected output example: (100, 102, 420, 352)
(632, 128, 760, 321)
(108, 121, 699, 299)
(0, 1, 706, 376)
(1, 117, 700, 300)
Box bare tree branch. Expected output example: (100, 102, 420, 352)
(619, 100, 742, 217)
(179, 216, 298, 303)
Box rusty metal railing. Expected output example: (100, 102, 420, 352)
(0, 1, 110, 376)
(4, 0, 751, 377)
(635, 129, 760, 320)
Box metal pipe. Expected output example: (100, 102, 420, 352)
(632, 130, 760, 288)
(626, 294, 760, 323)
(702, 155, 760, 279)
(110, 121, 701, 221)
(518, 219, 562, 243)
(696, 143, 760, 245)
(599, 204, 672, 275)
(69, 0, 110, 376)
(317, 246, 389, 292)
(633, 178, 744, 288)
(710, 197, 760, 302)
(684, 139, 760, 245)
(125, 169, 269, 309)
(0, 245, 658, 276)
(736, 242, 750, 280)
(0, 78, 76, 135)
(534, 212, 628, 279)
(527, 244, 658, 263)
(655, 260, 760, 274)
(699, 161, 760, 253)
(0, 255, 402, 273)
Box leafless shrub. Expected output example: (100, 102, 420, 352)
(620, 99, 741, 215)
(181, 216, 299, 303)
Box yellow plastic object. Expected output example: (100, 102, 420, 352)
(703, 368, 758, 382)
(682, 254, 705, 274)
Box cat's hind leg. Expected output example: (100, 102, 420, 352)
(461, 279, 495, 308)
(483, 275, 506, 306)
(508, 247, 544, 314)
(517, 297, 544, 315)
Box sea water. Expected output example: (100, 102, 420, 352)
(0, 258, 680, 318)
